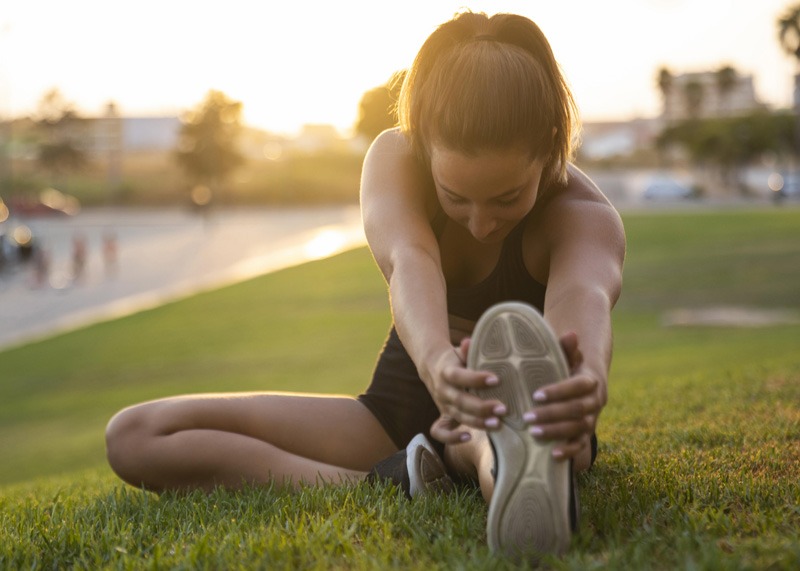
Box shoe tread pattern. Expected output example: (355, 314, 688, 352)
(467, 302, 571, 562)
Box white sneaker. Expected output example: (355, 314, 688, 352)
(367, 433, 453, 498)
(407, 433, 453, 498)
(468, 302, 573, 562)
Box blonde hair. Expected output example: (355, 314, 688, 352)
(398, 11, 579, 185)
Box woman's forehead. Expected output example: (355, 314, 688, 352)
(430, 146, 543, 194)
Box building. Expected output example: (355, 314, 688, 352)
(579, 118, 662, 160)
(120, 116, 181, 151)
(660, 69, 765, 122)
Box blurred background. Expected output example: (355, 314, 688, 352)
(1, 0, 799, 345)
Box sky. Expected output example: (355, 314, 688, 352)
(0, 0, 795, 136)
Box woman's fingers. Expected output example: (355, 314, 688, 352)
(528, 415, 596, 441)
(430, 415, 472, 444)
(550, 434, 591, 462)
(532, 374, 598, 405)
(527, 394, 601, 425)
(442, 363, 497, 391)
(432, 362, 507, 428)
(456, 337, 471, 363)
(437, 387, 506, 429)
(559, 332, 583, 372)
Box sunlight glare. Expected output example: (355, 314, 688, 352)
(263, 142, 283, 161)
(767, 173, 783, 193)
(40, 188, 81, 216)
(191, 185, 213, 206)
(12, 224, 32, 246)
(303, 228, 348, 260)
(2, 0, 792, 133)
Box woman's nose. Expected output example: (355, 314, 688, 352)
(468, 209, 496, 240)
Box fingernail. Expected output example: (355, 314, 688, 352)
(485, 417, 499, 428)
(486, 375, 499, 386)
(493, 404, 507, 416)
(533, 390, 547, 402)
(522, 411, 537, 423)
(529, 426, 544, 437)
(552, 449, 564, 459)
(460, 432, 471, 442)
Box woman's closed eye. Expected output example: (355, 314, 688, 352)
(494, 195, 519, 206)
(444, 192, 468, 205)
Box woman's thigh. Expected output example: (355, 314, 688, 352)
(107, 392, 399, 472)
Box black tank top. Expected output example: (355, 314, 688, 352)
(433, 212, 546, 322)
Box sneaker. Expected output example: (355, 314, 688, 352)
(366, 433, 454, 498)
(468, 302, 573, 561)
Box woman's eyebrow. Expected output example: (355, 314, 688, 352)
(439, 184, 524, 200)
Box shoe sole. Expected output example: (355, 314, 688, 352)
(407, 434, 454, 497)
(467, 302, 571, 560)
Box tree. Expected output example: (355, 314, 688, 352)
(175, 90, 245, 200)
(657, 111, 796, 193)
(355, 71, 406, 141)
(778, 4, 800, 61)
(34, 89, 87, 179)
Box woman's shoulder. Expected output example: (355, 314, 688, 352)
(537, 164, 619, 219)
(527, 164, 624, 250)
(365, 128, 412, 156)
(361, 129, 439, 222)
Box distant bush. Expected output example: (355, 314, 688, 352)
(5, 148, 365, 207)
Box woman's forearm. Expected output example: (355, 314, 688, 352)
(388, 246, 454, 389)
(545, 285, 616, 399)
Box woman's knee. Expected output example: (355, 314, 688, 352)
(105, 401, 161, 483)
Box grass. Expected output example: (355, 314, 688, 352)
(1, 207, 799, 569)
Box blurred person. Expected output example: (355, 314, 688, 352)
(71, 232, 88, 283)
(31, 245, 51, 289)
(106, 11, 625, 563)
(102, 230, 118, 276)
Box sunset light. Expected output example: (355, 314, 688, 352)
(0, 0, 794, 135)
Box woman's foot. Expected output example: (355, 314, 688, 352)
(367, 433, 454, 498)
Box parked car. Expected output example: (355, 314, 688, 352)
(6, 188, 80, 217)
(771, 172, 800, 201)
(643, 177, 698, 201)
(0, 224, 36, 272)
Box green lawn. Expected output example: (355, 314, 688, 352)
(1, 208, 799, 569)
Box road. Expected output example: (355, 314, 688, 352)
(1, 181, 791, 352)
(0, 205, 365, 351)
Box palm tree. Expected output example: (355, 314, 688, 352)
(684, 79, 705, 120)
(778, 4, 800, 160)
(778, 5, 800, 61)
(657, 66, 674, 120)
(715, 65, 737, 116)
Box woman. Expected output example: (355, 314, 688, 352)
(105, 11, 625, 562)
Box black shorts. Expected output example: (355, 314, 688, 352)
(358, 326, 598, 465)
(358, 327, 441, 450)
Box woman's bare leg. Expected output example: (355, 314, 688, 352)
(105, 392, 398, 492)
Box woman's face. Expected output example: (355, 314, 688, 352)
(430, 145, 544, 244)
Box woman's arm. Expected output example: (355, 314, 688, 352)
(530, 168, 626, 463)
(360, 130, 503, 434)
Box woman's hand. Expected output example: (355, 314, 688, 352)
(430, 332, 606, 460)
(428, 338, 508, 444)
(524, 331, 606, 462)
